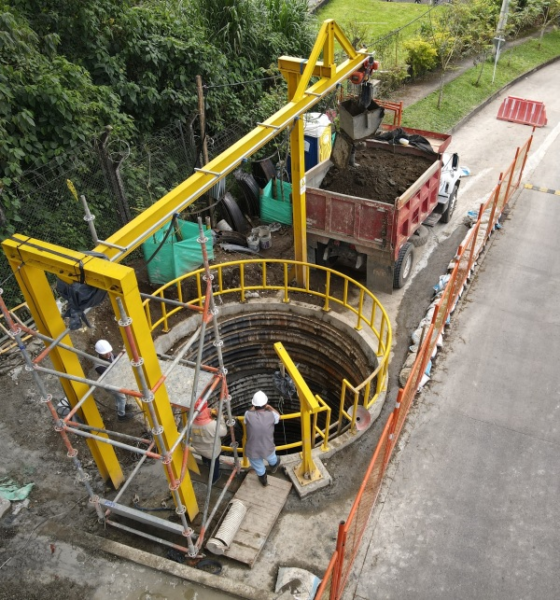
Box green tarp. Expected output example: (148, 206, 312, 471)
(0, 477, 34, 501)
(142, 219, 214, 285)
(260, 179, 292, 225)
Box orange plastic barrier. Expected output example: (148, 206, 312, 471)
(315, 131, 533, 600)
(497, 96, 547, 127)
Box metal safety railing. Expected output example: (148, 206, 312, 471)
(315, 132, 533, 600)
(142, 259, 392, 456)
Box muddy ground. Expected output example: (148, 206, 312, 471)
(0, 213, 468, 599)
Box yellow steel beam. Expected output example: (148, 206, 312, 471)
(1, 19, 365, 519)
(3, 253, 124, 487)
(277, 57, 335, 79)
(2, 237, 199, 518)
(76, 22, 367, 265)
(107, 287, 199, 519)
(274, 342, 322, 485)
(281, 19, 366, 282)
(286, 71, 308, 286)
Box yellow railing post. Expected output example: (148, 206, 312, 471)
(140, 259, 392, 457)
(274, 342, 323, 485)
(240, 417, 250, 469)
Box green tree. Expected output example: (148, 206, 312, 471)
(422, 2, 472, 108)
(13, 0, 221, 131)
(538, 0, 560, 40)
(466, 0, 500, 86)
(0, 8, 132, 231)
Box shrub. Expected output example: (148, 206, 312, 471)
(403, 39, 438, 79)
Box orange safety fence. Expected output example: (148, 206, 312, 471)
(315, 550, 340, 599)
(315, 131, 533, 600)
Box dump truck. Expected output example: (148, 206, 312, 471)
(305, 125, 461, 293)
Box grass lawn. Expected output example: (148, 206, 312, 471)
(315, 1, 560, 132)
(315, 0, 430, 43)
(403, 30, 560, 131)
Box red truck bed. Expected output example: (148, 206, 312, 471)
(305, 131, 450, 293)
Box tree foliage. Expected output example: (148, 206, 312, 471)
(0, 7, 134, 230)
(404, 39, 438, 78)
(0, 0, 316, 235)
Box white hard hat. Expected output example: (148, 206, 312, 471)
(95, 339, 113, 354)
(252, 391, 268, 407)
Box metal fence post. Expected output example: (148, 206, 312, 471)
(97, 127, 132, 226)
(332, 520, 347, 600)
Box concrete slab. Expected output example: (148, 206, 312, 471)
(344, 96, 560, 599)
(285, 456, 332, 498)
(102, 356, 214, 408)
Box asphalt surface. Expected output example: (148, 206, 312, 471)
(344, 61, 560, 599)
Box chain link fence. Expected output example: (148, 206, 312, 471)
(1, 118, 252, 307)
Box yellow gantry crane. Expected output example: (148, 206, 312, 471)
(2, 21, 369, 520)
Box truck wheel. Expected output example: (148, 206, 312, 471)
(393, 243, 414, 289)
(441, 186, 458, 224)
(410, 225, 429, 247)
(316, 243, 337, 267)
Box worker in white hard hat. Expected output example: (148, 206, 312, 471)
(244, 390, 281, 486)
(94, 339, 131, 422)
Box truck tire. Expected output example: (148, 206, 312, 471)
(410, 225, 429, 247)
(316, 243, 337, 267)
(441, 185, 458, 224)
(393, 242, 414, 289)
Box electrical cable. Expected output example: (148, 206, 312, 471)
(144, 213, 179, 265)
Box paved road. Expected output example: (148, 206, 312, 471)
(344, 61, 560, 599)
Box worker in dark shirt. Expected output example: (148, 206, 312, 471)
(244, 391, 281, 486)
(94, 339, 131, 422)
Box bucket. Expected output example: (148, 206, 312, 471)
(247, 235, 260, 252)
(216, 219, 233, 232)
(257, 226, 272, 250)
(304, 112, 331, 138)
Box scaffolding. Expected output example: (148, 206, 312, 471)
(0, 21, 380, 558)
(0, 221, 241, 558)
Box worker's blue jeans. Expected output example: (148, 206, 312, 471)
(112, 391, 127, 417)
(249, 452, 278, 476)
(202, 456, 221, 484)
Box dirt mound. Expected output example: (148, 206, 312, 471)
(320, 146, 434, 204)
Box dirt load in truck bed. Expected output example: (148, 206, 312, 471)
(320, 146, 435, 205)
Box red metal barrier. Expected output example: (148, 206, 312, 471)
(315, 132, 533, 600)
(497, 96, 547, 127)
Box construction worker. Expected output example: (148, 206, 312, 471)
(190, 404, 227, 485)
(244, 391, 281, 487)
(94, 339, 131, 422)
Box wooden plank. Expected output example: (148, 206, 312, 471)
(214, 471, 292, 567)
(232, 521, 267, 551)
(234, 484, 287, 510)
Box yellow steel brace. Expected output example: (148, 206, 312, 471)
(2, 239, 199, 518)
(85, 21, 366, 273)
(274, 342, 322, 485)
